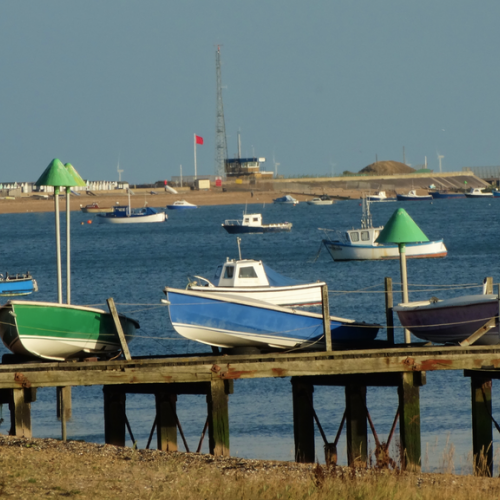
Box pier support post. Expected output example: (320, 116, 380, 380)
(207, 378, 230, 456)
(9, 388, 34, 438)
(384, 277, 394, 344)
(103, 386, 126, 447)
(155, 391, 178, 451)
(345, 384, 367, 467)
(292, 378, 315, 463)
(470, 375, 493, 476)
(57, 386, 72, 420)
(398, 372, 423, 471)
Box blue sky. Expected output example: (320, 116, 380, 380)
(1, 1, 499, 183)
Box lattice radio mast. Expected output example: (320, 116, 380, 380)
(215, 46, 228, 177)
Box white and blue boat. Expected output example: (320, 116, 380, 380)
(222, 213, 292, 234)
(0, 272, 38, 297)
(97, 205, 166, 224)
(163, 287, 380, 350)
(166, 200, 198, 210)
(273, 194, 299, 205)
(396, 190, 433, 201)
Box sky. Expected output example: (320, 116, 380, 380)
(1, 1, 500, 184)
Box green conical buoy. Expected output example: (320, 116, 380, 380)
(64, 163, 86, 187)
(375, 208, 429, 244)
(35, 158, 78, 187)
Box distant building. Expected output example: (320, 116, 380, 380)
(224, 157, 273, 179)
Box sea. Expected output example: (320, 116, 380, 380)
(1, 196, 500, 474)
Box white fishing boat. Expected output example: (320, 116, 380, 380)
(187, 258, 323, 307)
(396, 190, 433, 201)
(222, 213, 292, 234)
(321, 198, 447, 261)
(465, 188, 493, 198)
(97, 192, 166, 223)
(366, 191, 395, 202)
(307, 195, 334, 206)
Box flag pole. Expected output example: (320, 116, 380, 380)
(194, 134, 197, 180)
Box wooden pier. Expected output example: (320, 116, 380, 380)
(1, 343, 500, 475)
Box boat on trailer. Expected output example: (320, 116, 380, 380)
(321, 198, 447, 261)
(0, 300, 139, 361)
(164, 287, 380, 351)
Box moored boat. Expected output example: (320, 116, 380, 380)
(273, 195, 299, 205)
(366, 191, 396, 202)
(0, 272, 38, 296)
(222, 213, 291, 234)
(396, 190, 433, 201)
(307, 195, 334, 206)
(97, 205, 167, 224)
(430, 191, 466, 199)
(166, 200, 198, 210)
(0, 300, 139, 361)
(80, 202, 115, 213)
(394, 294, 499, 345)
(465, 188, 493, 198)
(164, 287, 380, 350)
(322, 198, 447, 261)
(187, 258, 324, 306)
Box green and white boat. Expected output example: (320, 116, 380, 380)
(0, 301, 139, 361)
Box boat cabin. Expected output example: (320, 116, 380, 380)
(240, 214, 263, 227)
(344, 226, 383, 246)
(214, 259, 270, 288)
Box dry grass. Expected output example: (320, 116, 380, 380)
(1, 436, 500, 499)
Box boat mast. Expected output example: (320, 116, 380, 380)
(214, 46, 228, 177)
(361, 196, 372, 229)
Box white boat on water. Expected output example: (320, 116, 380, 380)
(396, 190, 433, 201)
(221, 213, 292, 234)
(187, 257, 324, 306)
(465, 188, 493, 198)
(166, 200, 198, 210)
(307, 195, 334, 206)
(321, 198, 447, 261)
(366, 191, 395, 202)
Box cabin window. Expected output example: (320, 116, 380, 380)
(239, 266, 258, 278)
(350, 232, 359, 242)
(244, 218, 250, 223)
(224, 266, 234, 279)
(253, 217, 259, 222)
(361, 231, 370, 241)
(214, 265, 223, 280)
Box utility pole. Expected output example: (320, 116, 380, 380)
(215, 46, 228, 177)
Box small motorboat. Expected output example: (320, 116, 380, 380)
(187, 257, 324, 306)
(394, 294, 500, 345)
(321, 197, 447, 261)
(80, 202, 115, 213)
(0, 272, 38, 296)
(164, 287, 380, 351)
(366, 191, 395, 202)
(307, 195, 334, 206)
(396, 190, 433, 201)
(222, 213, 292, 234)
(97, 205, 167, 224)
(465, 188, 493, 198)
(166, 200, 198, 210)
(273, 195, 299, 205)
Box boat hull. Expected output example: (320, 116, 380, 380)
(187, 282, 324, 307)
(97, 212, 166, 223)
(0, 278, 37, 296)
(307, 200, 333, 206)
(166, 206, 197, 210)
(394, 295, 499, 345)
(0, 301, 139, 360)
(222, 223, 292, 234)
(396, 194, 433, 201)
(322, 239, 447, 261)
(430, 192, 466, 199)
(165, 288, 379, 350)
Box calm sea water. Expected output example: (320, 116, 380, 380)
(1, 197, 500, 473)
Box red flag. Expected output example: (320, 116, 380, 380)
(195, 135, 204, 145)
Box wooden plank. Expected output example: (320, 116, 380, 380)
(291, 378, 315, 463)
(106, 297, 132, 361)
(155, 391, 177, 451)
(470, 375, 493, 476)
(322, 285, 332, 352)
(345, 384, 367, 467)
(459, 318, 496, 347)
(398, 372, 421, 472)
(385, 277, 394, 344)
(57, 386, 72, 419)
(208, 377, 230, 456)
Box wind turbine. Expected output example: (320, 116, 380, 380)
(330, 161, 336, 177)
(437, 153, 444, 173)
(117, 161, 124, 182)
(273, 153, 280, 178)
